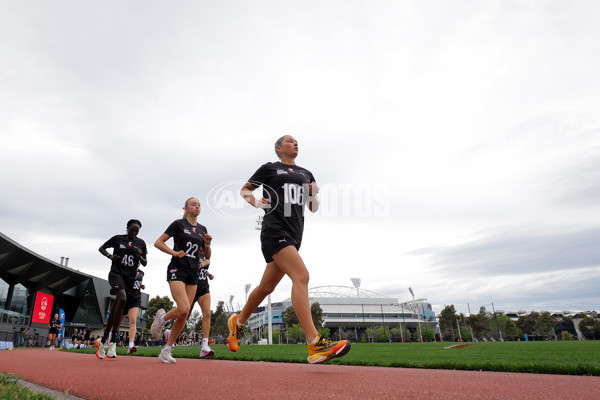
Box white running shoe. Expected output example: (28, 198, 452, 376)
(158, 347, 176, 364)
(106, 342, 117, 358)
(95, 338, 105, 359)
(200, 347, 214, 358)
(128, 345, 137, 354)
(151, 309, 167, 339)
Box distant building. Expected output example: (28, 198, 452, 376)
(246, 285, 437, 342)
(0, 232, 148, 347)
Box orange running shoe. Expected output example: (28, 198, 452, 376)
(227, 314, 243, 352)
(307, 335, 351, 364)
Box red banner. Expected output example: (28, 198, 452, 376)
(32, 292, 54, 324)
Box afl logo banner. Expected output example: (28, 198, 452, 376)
(32, 292, 54, 323)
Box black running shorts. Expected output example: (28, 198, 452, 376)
(193, 280, 210, 303)
(108, 271, 133, 295)
(166, 262, 199, 285)
(260, 233, 302, 263)
(123, 295, 141, 313)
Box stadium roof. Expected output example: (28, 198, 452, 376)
(0, 232, 92, 293)
(308, 285, 393, 299)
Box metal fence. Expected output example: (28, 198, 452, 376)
(0, 331, 48, 348)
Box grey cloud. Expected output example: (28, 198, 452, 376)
(410, 226, 600, 276)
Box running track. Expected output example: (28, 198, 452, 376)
(1, 349, 599, 399)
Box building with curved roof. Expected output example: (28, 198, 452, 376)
(0, 232, 148, 347)
(247, 285, 438, 343)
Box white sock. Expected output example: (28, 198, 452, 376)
(160, 315, 166, 324)
(129, 341, 134, 348)
(202, 338, 209, 348)
(309, 335, 319, 345)
(164, 344, 172, 350)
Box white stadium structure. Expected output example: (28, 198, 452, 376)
(247, 285, 438, 343)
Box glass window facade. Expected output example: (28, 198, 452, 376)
(0, 279, 8, 310)
(71, 281, 103, 326)
(0, 281, 31, 325)
(9, 284, 29, 314)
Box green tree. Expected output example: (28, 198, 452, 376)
(282, 306, 299, 328)
(390, 326, 410, 342)
(438, 305, 458, 341)
(282, 302, 324, 331)
(311, 302, 323, 330)
(517, 311, 539, 337)
(459, 326, 472, 341)
(211, 301, 226, 329)
(560, 331, 574, 341)
(187, 310, 201, 333)
(366, 325, 390, 343)
(579, 317, 598, 339)
(535, 312, 555, 339)
(466, 307, 493, 340)
(262, 329, 281, 344)
(421, 325, 435, 342)
(502, 318, 519, 340)
(145, 296, 174, 330)
(287, 324, 305, 343)
(318, 327, 331, 340)
(212, 312, 229, 337)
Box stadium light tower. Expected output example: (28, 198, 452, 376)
(244, 284, 252, 303)
(408, 287, 423, 342)
(351, 278, 361, 298)
(229, 295, 234, 313)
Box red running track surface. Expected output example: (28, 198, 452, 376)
(1, 349, 599, 399)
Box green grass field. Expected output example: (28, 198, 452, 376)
(69, 341, 600, 376)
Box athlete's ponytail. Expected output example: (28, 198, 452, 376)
(182, 197, 196, 219)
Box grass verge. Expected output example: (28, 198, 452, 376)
(69, 341, 600, 376)
(0, 373, 55, 400)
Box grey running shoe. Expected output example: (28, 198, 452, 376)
(151, 309, 167, 339)
(106, 342, 117, 358)
(95, 338, 105, 359)
(158, 347, 176, 364)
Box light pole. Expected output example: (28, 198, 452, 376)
(267, 294, 272, 345)
(350, 278, 361, 298)
(229, 295, 234, 313)
(244, 284, 251, 303)
(408, 287, 423, 343)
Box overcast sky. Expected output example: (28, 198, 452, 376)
(1, 1, 599, 316)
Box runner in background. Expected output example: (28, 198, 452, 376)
(151, 197, 212, 363)
(97, 219, 147, 359)
(188, 249, 214, 357)
(118, 268, 145, 353)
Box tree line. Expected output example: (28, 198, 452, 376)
(144, 297, 600, 343)
(438, 305, 600, 341)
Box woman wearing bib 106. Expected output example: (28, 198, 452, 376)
(152, 197, 212, 363)
(227, 135, 350, 364)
